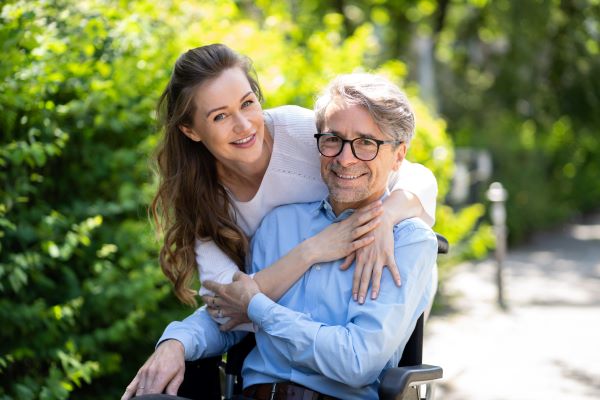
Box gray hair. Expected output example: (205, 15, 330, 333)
(314, 73, 415, 145)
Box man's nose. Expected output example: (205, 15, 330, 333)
(335, 141, 358, 167)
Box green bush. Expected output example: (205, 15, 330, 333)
(0, 1, 188, 399)
(1, 1, 491, 398)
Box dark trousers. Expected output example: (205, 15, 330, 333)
(134, 395, 253, 400)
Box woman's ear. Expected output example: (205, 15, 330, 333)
(179, 125, 202, 142)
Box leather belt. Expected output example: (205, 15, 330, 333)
(243, 382, 339, 400)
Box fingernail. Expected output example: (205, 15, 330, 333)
(353, 293, 358, 301)
(359, 295, 364, 304)
(396, 279, 401, 286)
(371, 291, 377, 299)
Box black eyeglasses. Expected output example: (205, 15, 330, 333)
(314, 133, 402, 161)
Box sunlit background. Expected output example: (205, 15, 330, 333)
(1, 0, 598, 399)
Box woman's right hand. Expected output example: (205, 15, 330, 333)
(304, 200, 383, 266)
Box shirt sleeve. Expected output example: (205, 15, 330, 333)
(193, 239, 255, 331)
(196, 239, 241, 297)
(247, 222, 438, 388)
(158, 306, 247, 361)
(387, 160, 438, 227)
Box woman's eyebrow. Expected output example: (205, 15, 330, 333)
(205, 91, 254, 117)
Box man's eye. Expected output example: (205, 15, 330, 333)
(323, 135, 341, 143)
(357, 138, 376, 147)
(213, 113, 226, 122)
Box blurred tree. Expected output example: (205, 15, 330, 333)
(249, 0, 600, 242)
(433, 0, 600, 241)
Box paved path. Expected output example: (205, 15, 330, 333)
(425, 213, 600, 400)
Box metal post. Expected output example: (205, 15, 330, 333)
(486, 182, 508, 309)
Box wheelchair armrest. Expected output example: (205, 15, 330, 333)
(378, 364, 443, 400)
(435, 233, 449, 254)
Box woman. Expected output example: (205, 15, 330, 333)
(123, 43, 436, 398)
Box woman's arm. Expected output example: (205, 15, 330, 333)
(254, 200, 383, 300)
(385, 160, 437, 226)
(202, 201, 384, 330)
(347, 161, 438, 303)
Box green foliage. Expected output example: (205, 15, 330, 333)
(1, 0, 492, 398)
(432, 0, 600, 241)
(0, 1, 188, 398)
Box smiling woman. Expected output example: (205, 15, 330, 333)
(122, 43, 438, 398)
(178, 68, 273, 196)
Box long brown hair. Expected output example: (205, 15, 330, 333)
(151, 44, 263, 306)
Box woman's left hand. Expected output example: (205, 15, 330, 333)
(203, 301, 251, 331)
(202, 272, 258, 330)
(339, 210, 401, 304)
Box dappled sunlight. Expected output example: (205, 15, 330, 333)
(426, 213, 600, 400)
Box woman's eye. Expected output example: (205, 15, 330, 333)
(213, 113, 226, 122)
(242, 100, 253, 108)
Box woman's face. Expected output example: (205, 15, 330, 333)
(179, 67, 266, 169)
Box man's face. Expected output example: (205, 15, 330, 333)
(320, 102, 406, 213)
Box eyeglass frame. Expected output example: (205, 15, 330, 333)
(314, 132, 403, 161)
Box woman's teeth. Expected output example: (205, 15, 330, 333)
(233, 135, 254, 144)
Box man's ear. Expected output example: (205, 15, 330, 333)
(391, 143, 407, 171)
(179, 124, 202, 142)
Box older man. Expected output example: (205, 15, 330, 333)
(131, 73, 437, 400)
(205, 74, 437, 399)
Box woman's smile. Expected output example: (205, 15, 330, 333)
(231, 133, 257, 148)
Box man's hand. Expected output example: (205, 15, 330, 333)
(202, 272, 260, 329)
(121, 339, 185, 400)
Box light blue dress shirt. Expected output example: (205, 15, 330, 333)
(159, 198, 437, 399)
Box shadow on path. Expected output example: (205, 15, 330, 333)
(425, 213, 600, 400)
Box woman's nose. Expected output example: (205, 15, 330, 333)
(233, 113, 252, 134)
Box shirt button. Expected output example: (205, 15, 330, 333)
(315, 265, 321, 271)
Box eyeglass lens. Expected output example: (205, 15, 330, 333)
(318, 135, 379, 161)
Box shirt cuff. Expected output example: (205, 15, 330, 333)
(157, 323, 199, 361)
(247, 293, 275, 328)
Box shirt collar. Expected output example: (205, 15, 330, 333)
(316, 190, 390, 222)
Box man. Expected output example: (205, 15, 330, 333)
(127, 73, 437, 400)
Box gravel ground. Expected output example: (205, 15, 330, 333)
(424, 213, 600, 400)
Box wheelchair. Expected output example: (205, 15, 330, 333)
(173, 234, 448, 400)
